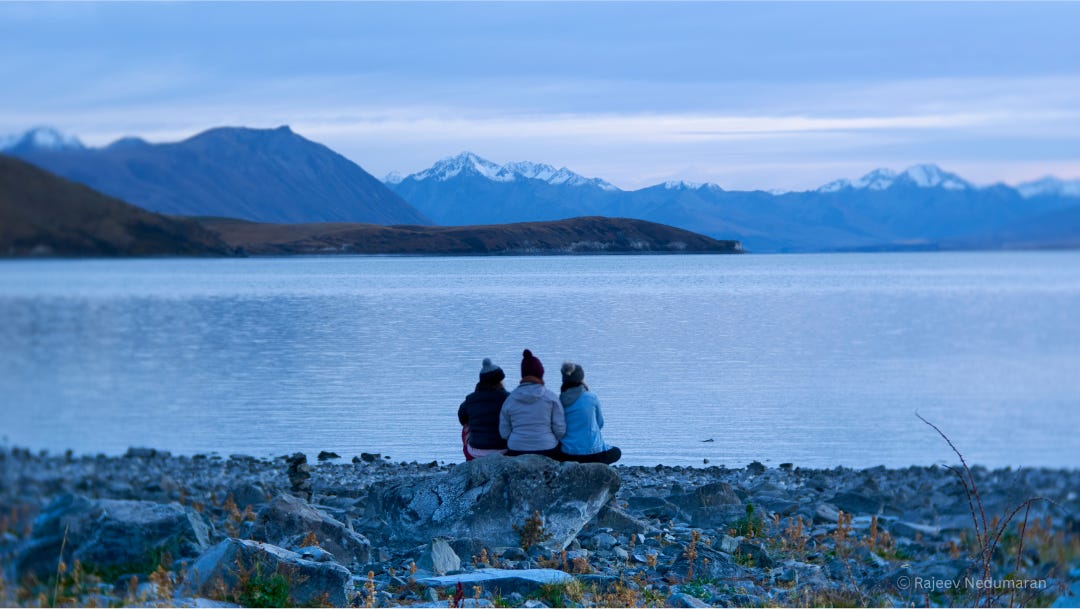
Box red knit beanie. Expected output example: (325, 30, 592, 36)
(520, 349, 545, 380)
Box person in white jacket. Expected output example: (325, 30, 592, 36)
(499, 349, 566, 459)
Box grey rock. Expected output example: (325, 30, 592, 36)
(229, 483, 268, 510)
(11, 494, 210, 581)
(625, 496, 681, 522)
(186, 538, 353, 607)
(613, 546, 629, 562)
(498, 546, 528, 562)
(523, 601, 549, 609)
(719, 535, 740, 554)
(417, 568, 573, 597)
(687, 505, 747, 529)
(417, 538, 461, 576)
(746, 461, 767, 475)
(286, 453, 312, 500)
(666, 592, 710, 608)
(830, 492, 885, 516)
(297, 546, 335, 562)
(589, 532, 618, 551)
(589, 503, 654, 535)
(361, 455, 619, 551)
(318, 451, 341, 462)
(250, 494, 371, 565)
(667, 482, 742, 510)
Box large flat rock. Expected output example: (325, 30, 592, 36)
(361, 455, 619, 551)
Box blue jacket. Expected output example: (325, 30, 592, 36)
(559, 388, 610, 456)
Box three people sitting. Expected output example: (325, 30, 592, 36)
(461, 349, 620, 464)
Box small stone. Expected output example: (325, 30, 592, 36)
(613, 547, 629, 562)
(360, 452, 380, 462)
(747, 461, 767, 475)
(317, 451, 341, 461)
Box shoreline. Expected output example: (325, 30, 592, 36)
(2, 446, 1077, 607)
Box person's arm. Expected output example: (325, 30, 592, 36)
(552, 398, 567, 440)
(594, 395, 604, 429)
(499, 404, 511, 439)
(458, 401, 469, 426)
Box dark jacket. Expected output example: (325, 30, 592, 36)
(458, 385, 510, 450)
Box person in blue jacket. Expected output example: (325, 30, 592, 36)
(458, 358, 509, 461)
(557, 361, 621, 464)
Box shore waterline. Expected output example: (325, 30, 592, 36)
(1, 251, 1078, 467)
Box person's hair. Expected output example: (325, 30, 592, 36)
(560, 380, 587, 393)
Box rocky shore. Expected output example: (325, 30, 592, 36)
(1, 447, 1077, 608)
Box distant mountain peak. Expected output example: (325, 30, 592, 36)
(663, 180, 721, 192)
(1015, 176, 1080, 198)
(0, 127, 85, 153)
(818, 164, 971, 192)
(400, 153, 619, 190)
(413, 151, 517, 183)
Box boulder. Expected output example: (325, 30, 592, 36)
(361, 455, 619, 551)
(10, 494, 211, 581)
(416, 538, 461, 576)
(829, 492, 885, 516)
(589, 503, 655, 535)
(416, 568, 572, 596)
(186, 538, 352, 607)
(250, 494, 371, 566)
(667, 482, 742, 511)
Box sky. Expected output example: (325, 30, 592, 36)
(2, 2, 1079, 191)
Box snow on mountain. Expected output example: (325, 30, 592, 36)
(1016, 176, 1080, 198)
(662, 180, 722, 192)
(384, 171, 405, 185)
(411, 152, 517, 183)
(899, 164, 971, 190)
(504, 161, 620, 191)
(399, 152, 619, 190)
(0, 127, 85, 152)
(817, 165, 971, 192)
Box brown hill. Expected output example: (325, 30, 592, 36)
(0, 155, 233, 257)
(201, 216, 742, 255)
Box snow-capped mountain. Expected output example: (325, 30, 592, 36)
(818, 164, 972, 193)
(0, 127, 85, 153)
(662, 180, 722, 192)
(1015, 176, 1080, 199)
(395, 152, 618, 190)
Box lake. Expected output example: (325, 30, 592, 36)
(1, 252, 1078, 468)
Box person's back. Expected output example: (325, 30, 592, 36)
(458, 358, 509, 459)
(558, 361, 621, 464)
(499, 349, 565, 458)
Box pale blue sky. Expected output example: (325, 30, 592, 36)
(2, 2, 1079, 190)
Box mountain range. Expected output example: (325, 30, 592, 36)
(388, 152, 1080, 251)
(2, 126, 428, 225)
(4, 126, 1080, 252)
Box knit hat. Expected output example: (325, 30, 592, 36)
(478, 357, 505, 384)
(561, 361, 585, 385)
(520, 349, 545, 380)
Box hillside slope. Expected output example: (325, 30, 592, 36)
(0, 155, 233, 257)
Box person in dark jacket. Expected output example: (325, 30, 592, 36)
(558, 361, 621, 464)
(458, 358, 510, 461)
(499, 349, 566, 459)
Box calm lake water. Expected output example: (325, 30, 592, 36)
(1, 252, 1078, 468)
